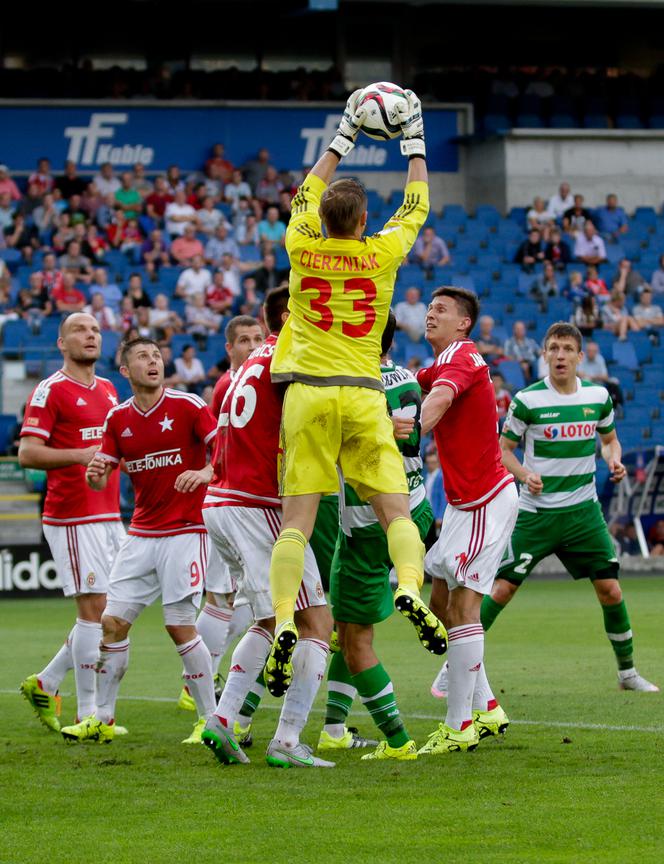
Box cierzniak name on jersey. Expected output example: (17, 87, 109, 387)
(298, 250, 380, 271)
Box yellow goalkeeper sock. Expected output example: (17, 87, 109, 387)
(269, 528, 307, 627)
(387, 516, 424, 594)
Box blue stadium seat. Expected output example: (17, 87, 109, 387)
(629, 332, 652, 364)
(2, 319, 31, 355)
(440, 205, 467, 226)
(633, 207, 658, 229)
(101, 332, 121, 361)
(515, 114, 545, 129)
(450, 274, 475, 293)
(397, 265, 426, 287)
(550, 113, 577, 129)
(0, 414, 17, 453)
(498, 360, 526, 391)
(482, 114, 511, 135)
(611, 340, 639, 371)
(475, 253, 502, 273)
(605, 244, 626, 265)
(475, 206, 501, 228)
(0, 249, 22, 272)
(508, 208, 528, 230)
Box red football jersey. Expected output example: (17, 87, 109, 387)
(204, 335, 282, 510)
(417, 340, 513, 510)
(210, 369, 234, 420)
(99, 388, 217, 537)
(20, 370, 121, 526)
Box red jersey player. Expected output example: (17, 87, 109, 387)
(61, 338, 218, 745)
(415, 287, 518, 757)
(189, 315, 264, 701)
(201, 285, 334, 768)
(18, 312, 126, 732)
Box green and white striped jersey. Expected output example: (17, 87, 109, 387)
(502, 376, 615, 512)
(340, 361, 426, 535)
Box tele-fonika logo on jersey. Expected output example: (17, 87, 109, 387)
(125, 448, 183, 474)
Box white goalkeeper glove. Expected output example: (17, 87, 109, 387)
(397, 89, 426, 158)
(328, 89, 366, 159)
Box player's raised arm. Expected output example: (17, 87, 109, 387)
(398, 89, 428, 184)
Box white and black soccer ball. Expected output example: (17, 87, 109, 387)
(357, 82, 409, 141)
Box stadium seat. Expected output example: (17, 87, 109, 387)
(2, 319, 31, 356)
(498, 360, 526, 390)
(475, 206, 501, 228)
(611, 340, 639, 371)
(0, 413, 17, 452)
(629, 332, 653, 364)
(482, 113, 511, 135)
(633, 207, 658, 229)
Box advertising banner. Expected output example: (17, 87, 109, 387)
(0, 104, 461, 174)
(0, 544, 60, 597)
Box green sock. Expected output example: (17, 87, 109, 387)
(324, 652, 356, 728)
(238, 670, 265, 721)
(352, 663, 409, 748)
(480, 595, 506, 631)
(601, 600, 634, 670)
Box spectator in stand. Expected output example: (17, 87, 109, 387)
(132, 163, 153, 198)
(119, 218, 143, 255)
(39, 252, 64, 293)
(198, 196, 226, 236)
(82, 181, 109, 226)
(199, 163, 224, 201)
(19, 272, 52, 323)
(257, 204, 286, 248)
(611, 258, 647, 297)
(573, 294, 602, 338)
(106, 208, 130, 249)
(149, 293, 183, 342)
(504, 320, 540, 382)
(28, 157, 54, 196)
(253, 252, 288, 297)
(161, 344, 184, 389)
(547, 181, 574, 220)
(174, 343, 207, 394)
(187, 182, 208, 211)
(114, 171, 142, 219)
(242, 148, 272, 194)
(51, 214, 75, 254)
(545, 227, 571, 271)
(165, 165, 184, 196)
(574, 221, 607, 265)
(145, 176, 173, 226)
(216, 252, 244, 299)
(141, 229, 171, 277)
(185, 292, 222, 341)
(84, 224, 109, 263)
(0, 165, 22, 201)
(225, 171, 252, 210)
(94, 162, 121, 198)
(595, 193, 629, 242)
(124, 272, 152, 309)
(51, 272, 86, 313)
(165, 189, 198, 237)
(118, 296, 136, 334)
(395, 287, 427, 341)
(585, 264, 609, 298)
(176, 254, 212, 299)
(65, 194, 87, 226)
(90, 268, 122, 313)
(278, 190, 292, 225)
(578, 340, 624, 408)
(256, 166, 283, 206)
(602, 288, 640, 340)
(206, 271, 234, 315)
(491, 370, 512, 429)
(4, 213, 39, 262)
(18, 182, 44, 221)
(135, 306, 156, 339)
(171, 225, 204, 266)
(0, 192, 16, 232)
(527, 196, 556, 240)
(476, 315, 505, 365)
(411, 225, 450, 271)
(564, 271, 588, 305)
(51, 188, 68, 215)
(563, 193, 592, 237)
(55, 161, 87, 200)
(206, 143, 234, 185)
(650, 253, 664, 297)
(84, 292, 117, 331)
(531, 259, 561, 300)
(515, 228, 545, 273)
(236, 212, 260, 248)
(633, 286, 664, 332)
(647, 520, 664, 556)
(205, 223, 240, 266)
(32, 192, 59, 239)
(58, 240, 93, 284)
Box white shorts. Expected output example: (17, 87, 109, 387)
(204, 539, 236, 596)
(105, 532, 207, 620)
(43, 521, 127, 597)
(425, 483, 519, 595)
(203, 506, 326, 622)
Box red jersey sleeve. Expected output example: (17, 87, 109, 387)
(210, 372, 232, 420)
(98, 407, 122, 465)
(416, 365, 435, 394)
(431, 345, 478, 399)
(192, 400, 218, 447)
(21, 380, 59, 441)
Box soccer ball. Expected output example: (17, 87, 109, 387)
(357, 82, 409, 141)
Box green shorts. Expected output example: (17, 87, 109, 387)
(497, 499, 619, 585)
(330, 498, 434, 625)
(309, 494, 339, 591)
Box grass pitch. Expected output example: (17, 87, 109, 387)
(1, 577, 662, 864)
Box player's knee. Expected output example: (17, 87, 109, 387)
(101, 614, 131, 642)
(256, 616, 276, 635)
(166, 624, 197, 645)
(594, 577, 622, 605)
(295, 604, 333, 642)
(163, 598, 198, 629)
(492, 578, 518, 606)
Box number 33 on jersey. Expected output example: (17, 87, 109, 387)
(271, 173, 430, 390)
(206, 334, 283, 510)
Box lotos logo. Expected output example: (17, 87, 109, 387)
(544, 425, 559, 439)
(64, 113, 154, 167)
(545, 422, 597, 440)
(300, 115, 388, 167)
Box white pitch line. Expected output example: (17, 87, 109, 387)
(4, 689, 663, 734)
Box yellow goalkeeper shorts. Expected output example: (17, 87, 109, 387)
(279, 382, 408, 500)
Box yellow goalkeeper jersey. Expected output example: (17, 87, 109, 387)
(271, 174, 429, 390)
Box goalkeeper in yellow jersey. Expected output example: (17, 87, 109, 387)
(265, 88, 447, 697)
